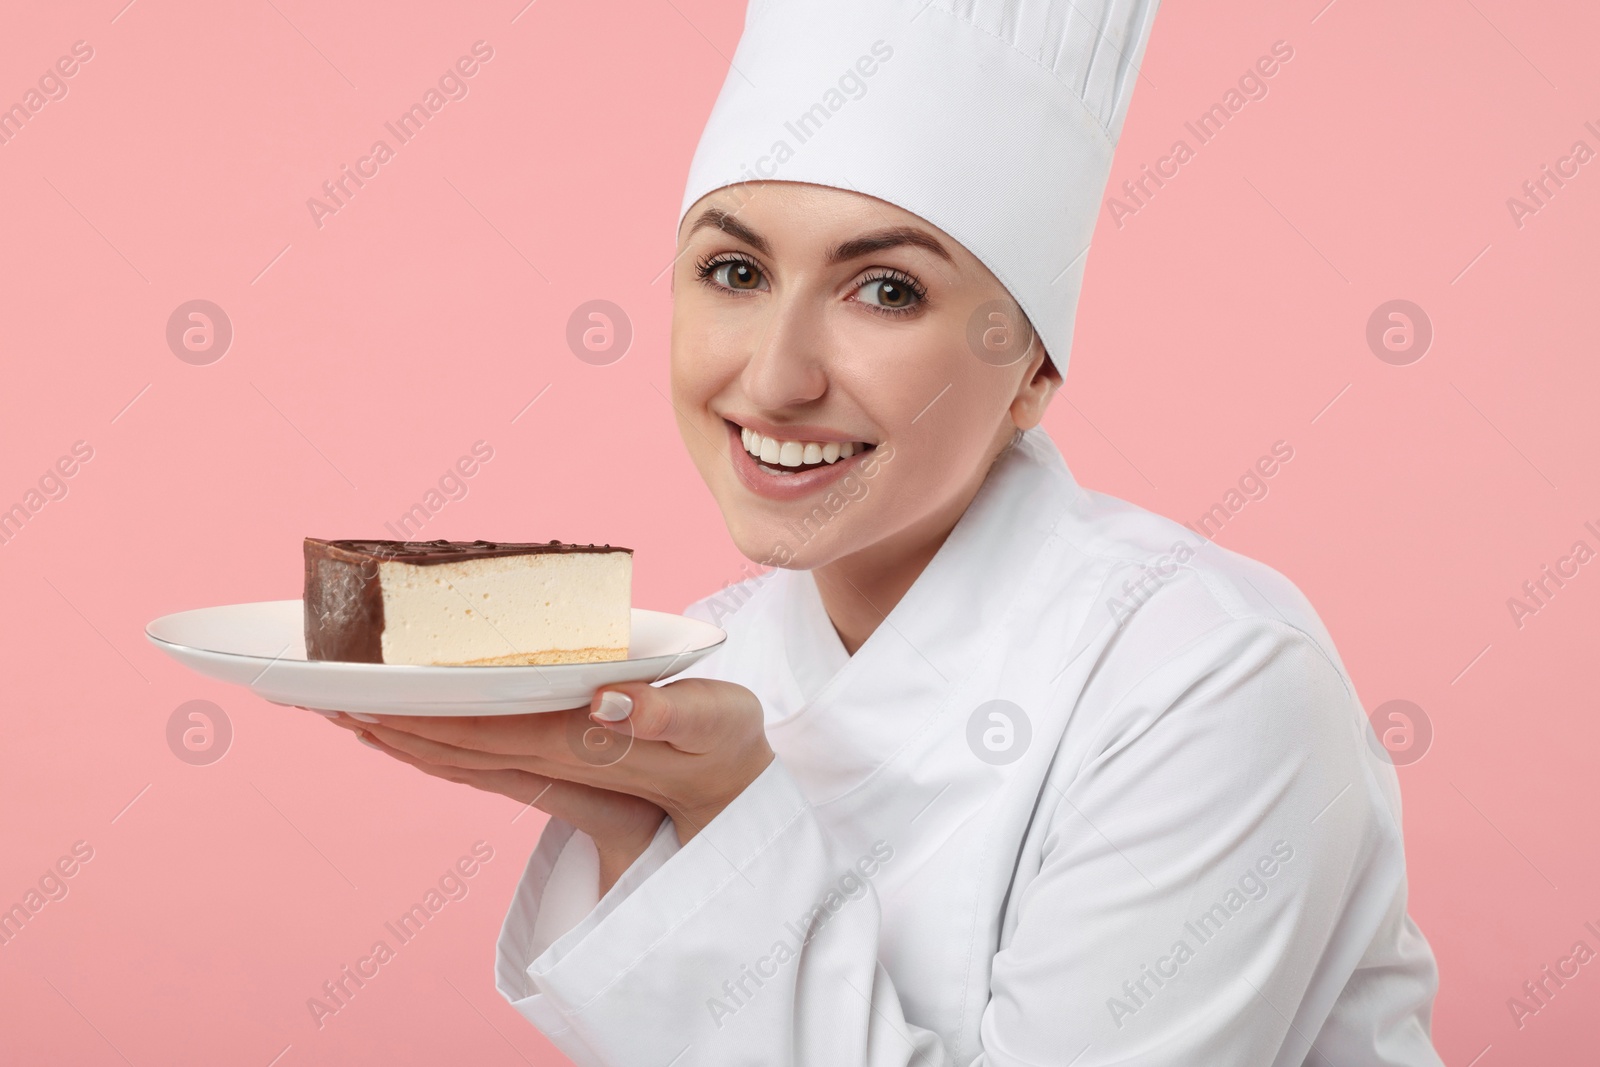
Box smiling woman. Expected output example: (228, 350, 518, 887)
(330, 1, 1447, 1064)
(669, 185, 1057, 654)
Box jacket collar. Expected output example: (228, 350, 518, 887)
(771, 426, 1084, 800)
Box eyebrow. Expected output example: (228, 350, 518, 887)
(685, 208, 954, 266)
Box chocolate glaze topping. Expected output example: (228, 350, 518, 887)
(306, 537, 631, 566)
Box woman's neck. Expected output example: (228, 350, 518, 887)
(809, 474, 984, 656)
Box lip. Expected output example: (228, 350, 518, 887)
(724, 419, 877, 502)
(724, 414, 871, 445)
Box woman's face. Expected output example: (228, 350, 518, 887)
(670, 181, 1058, 571)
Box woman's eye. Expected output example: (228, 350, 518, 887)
(857, 275, 922, 311)
(712, 260, 764, 290)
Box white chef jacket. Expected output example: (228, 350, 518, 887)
(495, 426, 1444, 1066)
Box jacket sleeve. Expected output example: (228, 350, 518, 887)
(976, 619, 1442, 1066)
(494, 619, 1441, 1066)
(493, 754, 948, 1065)
(496, 816, 680, 1036)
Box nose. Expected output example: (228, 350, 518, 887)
(738, 287, 829, 411)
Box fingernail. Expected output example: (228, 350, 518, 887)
(309, 708, 339, 718)
(592, 691, 633, 722)
(357, 732, 380, 748)
(349, 713, 380, 723)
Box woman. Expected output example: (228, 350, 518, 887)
(328, 1, 1445, 1062)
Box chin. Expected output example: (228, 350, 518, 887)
(728, 519, 805, 570)
(718, 513, 828, 572)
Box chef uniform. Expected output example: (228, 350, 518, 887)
(495, 1, 1447, 1064)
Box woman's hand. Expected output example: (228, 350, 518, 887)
(320, 713, 668, 894)
(319, 677, 775, 853)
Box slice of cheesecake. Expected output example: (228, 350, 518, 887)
(303, 538, 632, 666)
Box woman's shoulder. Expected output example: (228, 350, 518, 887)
(1043, 483, 1358, 720)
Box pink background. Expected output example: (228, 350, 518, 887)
(2, 0, 1596, 1063)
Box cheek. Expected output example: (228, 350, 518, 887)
(860, 338, 1010, 473)
(670, 298, 746, 400)
(669, 309, 746, 497)
(869, 398, 994, 522)
(669, 318, 724, 431)
(822, 336, 1010, 524)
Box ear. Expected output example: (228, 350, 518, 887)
(1010, 345, 1061, 433)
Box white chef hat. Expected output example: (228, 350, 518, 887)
(677, 0, 1161, 379)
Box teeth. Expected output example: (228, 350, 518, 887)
(740, 426, 871, 469)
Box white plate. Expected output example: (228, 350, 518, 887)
(145, 600, 725, 716)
